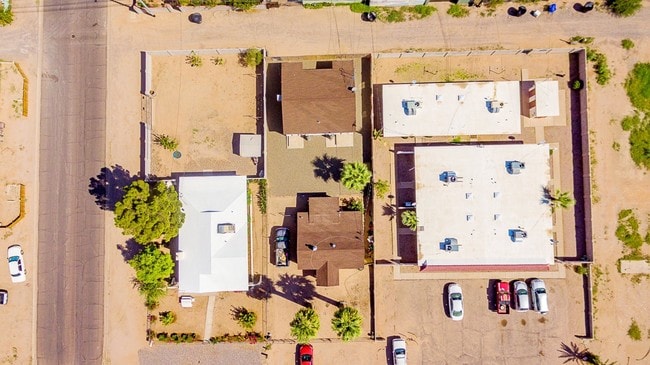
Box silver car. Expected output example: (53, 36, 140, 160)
(531, 279, 549, 314)
(513, 280, 530, 312)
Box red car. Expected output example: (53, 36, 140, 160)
(299, 344, 313, 365)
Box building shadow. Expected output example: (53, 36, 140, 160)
(88, 164, 138, 211)
(265, 62, 283, 133)
(311, 153, 345, 182)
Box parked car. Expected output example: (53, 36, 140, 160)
(7, 245, 26, 283)
(495, 280, 511, 314)
(0, 290, 7, 305)
(513, 280, 530, 312)
(275, 227, 290, 267)
(298, 344, 313, 365)
(392, 337, 407, 365)
(530, 279, 549, 314)
(447, 283, 464, 320)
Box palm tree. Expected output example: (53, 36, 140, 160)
(331, 306, 363, 342)
(233, 307, 257, 331)
(341, 162, 372, 192)
(290, 308, 320, 344)
(558, 342, 591, 363)
(550, 189, 576, 210)
(401, 210, 418, 231)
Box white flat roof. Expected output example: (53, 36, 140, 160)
(413, 144, 554, 267)
(177, 175, 249, 294)
(534, 80, 560, 117)
(382, 81, 522, 137)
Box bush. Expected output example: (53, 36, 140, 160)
(256, 179, 267, 214)
(616, 209, 644, 249)
(447, 4, 470, 18)
(628, 320, 642, 340)
(625, 63, 650, 113)
(621, 38, 635, 50)
(0, 8, 13, 26)
(385, 9, 405, 22)
(571, 80, 583, 90)
(211, 57, 225, 66)
(343, 197, 364, 212)
(586, 49, 612, 85)
(628, 120, 650, 169)
(621, 113, 641, 131)
(401, 210, 418, 231)
(607, 0, 642, 17)
(159, 311, 176, 326)
(185, 52, 203, 67)
(409, 4, 436, 18)
(230, 0, 260, 10)
(240, 49, 263, 67)
(574, 265, 589, 276)
(234, 308, 257, 331)
(570, 35, 594, 44)
(373, 179, 390, 199)
(153, 134, 179, 151)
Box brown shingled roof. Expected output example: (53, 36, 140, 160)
(281, 61, 356, 135)
(297, 197, 364, 286)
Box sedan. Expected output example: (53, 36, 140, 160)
(447, 283, 464, 320)
(392, 338, 407, 365)
(530, 279, 549, 314)
(7, 245, 26, 283)
(513, 280, 530, 312)
(298, 344, 313, 365)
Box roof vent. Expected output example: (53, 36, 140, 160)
(217, 223, 235, 234)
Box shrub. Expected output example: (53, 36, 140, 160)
(569, 35, 594, 44)
(256, 179, 267, 214)
(574, 265, 589, 276)
(211, 57, 225, 66)
(0, 8, 13, 26)
(625, 63, 650, 113)
(447, 4, 470, 18)
(628, 320, 642, 340)
(185, 51, 203, 67)
(409, 4, 436, 18)
(621, 38, 635, 50)
(384, 9, 405, 22)
(616, 209, 644, 249)
(373, 179, 390, 199)
(159, 311, 176, 326)
(341, 162, 372, 192)
(153, 134, 179, 151)
(621, 113, 641, 131)
(586, 49, 612, 85)
(343, 197, 364, 212)
(401, 210, 418, 231)
(628, 120, 650, 169)
(607, 0, 642, 17)
(571, 80, 583, 90)
(231, 0, 259, 10)
(240, 49, 263, 67)
(234, 308, 257, 331)
(349, 3, 375, 13)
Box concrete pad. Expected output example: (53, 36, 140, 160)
(620, 260, 650, 274)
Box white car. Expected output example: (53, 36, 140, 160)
(513, 280, 530, 312)
(392, 337, 407, 365)
(447, 283, 464, 320)
(530, 279, 549, 314)
(7, 245, 26, 283)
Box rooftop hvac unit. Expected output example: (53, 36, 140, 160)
(488, 99, 505, 113)
(402, 100, 422, 116)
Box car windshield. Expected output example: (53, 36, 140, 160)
(536, 288, 546, 294)
(301, 354, 312, 361)
(451, 293, 462, 300)
(516, 289, 527, 295)
(395, 349, 406, 356)
(8, 256, 19, 263)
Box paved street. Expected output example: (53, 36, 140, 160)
(37, 0, 108, 363)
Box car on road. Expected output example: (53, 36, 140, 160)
(0, 290, 7, 305)
(447, 283, 464, 320)
(392, 337, 407, 365)
(513, 280, 530, 312)
(530, 279, 549, 314)
(298, 344, 313, 365)
(7, 245, 26, 283)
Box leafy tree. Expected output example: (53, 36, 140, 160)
(374, 179, 390, 199)
(549, 190, 576, 210)
(129, 244, 174, 285)
(625, 63, 650, 113)
(114, 180, 185, 244)
(0, 8, 13, 26)
(607, 0, 642, 17)
(331, 306, 363, 342)
(159, 311, 177, 326)
(234, 308, 257, 331)
(341, 162, 372, 192)
(401, 210, 418, 231)
(240, 48, 263, 67)
(290, 308, 320, 344)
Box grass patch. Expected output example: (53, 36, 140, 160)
(447, 4, 470, 18)
(592, 264, 603, 300)
(627, 114, 650, 169)
(608, 0, 642, 17)
(621, 38, 635, 50)
(349, 4, 436, 22)
(443, 70, 482, 82)
(586, 48, 612, 86)
(621, 112, 642, 131)
(616, 209, 644, 250)
(628, 320, 642, 341)
(570, 35, 594, 45)
(625, 63, 650, 113)
(255, 179, 267, 214)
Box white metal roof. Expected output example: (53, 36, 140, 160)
(413, 144, 554, 267)
(382, 81, 522, 137)
(533, 80, 560, 117)
(177, 175, 249, 294)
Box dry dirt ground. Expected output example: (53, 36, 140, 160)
(0, 61, 37, 364)
(99, 4, 650, 365)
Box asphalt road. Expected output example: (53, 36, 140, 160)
(37, 0, 108, 363)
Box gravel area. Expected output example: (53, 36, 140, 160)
(139, 343, 265, 365)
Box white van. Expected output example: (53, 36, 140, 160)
(531, 279, 549, 314)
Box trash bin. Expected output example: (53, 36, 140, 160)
(582, 1, 594, 12)
(548, 3, 557, 13)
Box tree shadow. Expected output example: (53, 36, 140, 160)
(230, 306, 248, 321)
(382, 203, 396, 221)
(311, 154, 345, 182)
(275, 273, 315, 307)
(116, 238, 142, 262)
(247, 275, 275, 300)
(540, 185, 552, 205)
(88, 165, 138, 211)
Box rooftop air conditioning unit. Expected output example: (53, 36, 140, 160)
(489, 100, 505, 113)
(403, 100, 422, 116)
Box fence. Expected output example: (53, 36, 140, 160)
(373, 47, 584, 59)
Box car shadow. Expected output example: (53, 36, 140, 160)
(385, 336, 400, 365)
(442, 283, 453, 319)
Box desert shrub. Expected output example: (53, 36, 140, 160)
(586, 49, 611, 85)
(628, 120, 650, 169)
(0, 8, 13, 26)
(153, 134, 179, 151)
(373, 179, 390, 199)
(570, 35, 594, 44)
(621, 38, 635, 50)
(406, 5, 437, 18)
(240, 48, 263, 67)
(625, 63, 650, 112)
(616, 209, 644, 249)
(574, 265, 589, 276)
(343, 197, 364, 212)
(607, 0, 642, 17)
(447, 4, 469, 18)
(185, 52, 203, 67)
(256, 179, 267, 214)
(628, 320, 642, 340)
(159, 311, 176, 326)
(571, 80, 583, 90)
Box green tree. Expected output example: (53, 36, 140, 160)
(549, 189, 576, 210)
(401, 210, 418, 231)
(240, 48, 263, 67)
(608, 0, 642, 17)
(114, 180, 185, 244)
(331, 306, 363, 342)
(290, 308, 320, 344)
(341, 162, 372, 192)
(129, 244, 174, 285)
(234, 308, 257, 331)
(0, 8, 13, 26)
(343, 197, 363, 212)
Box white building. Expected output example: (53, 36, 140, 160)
(382, 81, 522, 137)
(412, 144, 555, 270)
(176, 175, 249, 294)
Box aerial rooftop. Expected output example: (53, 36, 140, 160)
(412, 144, 554, 269)
(382, 81, 522, 137)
